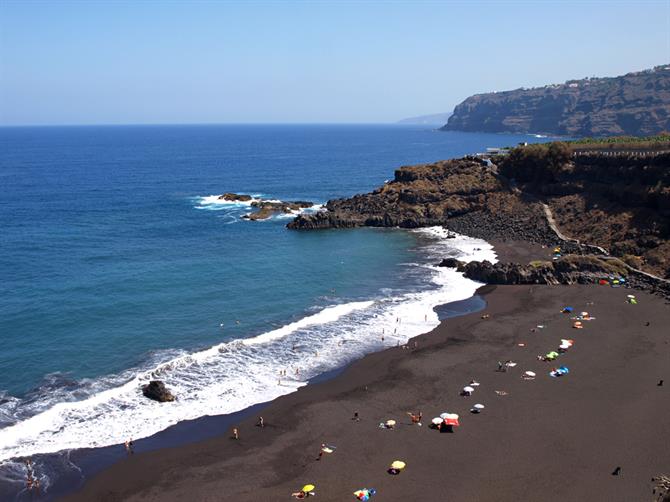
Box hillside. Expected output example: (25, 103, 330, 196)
(441, 65, 670, 137)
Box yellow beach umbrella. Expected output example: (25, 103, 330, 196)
(302, 484, 315, 493)
(390, 460, 406, 470)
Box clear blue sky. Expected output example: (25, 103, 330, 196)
(1, 0, 668, 125)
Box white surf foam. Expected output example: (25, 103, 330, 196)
(0, 228, 495, 463)
(194, 194, 262, 210)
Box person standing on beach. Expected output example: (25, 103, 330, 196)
(258, 416, 264, 428)
(232, 427, 239, 440)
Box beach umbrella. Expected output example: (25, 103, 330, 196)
(581, 311, 589, 317)
(627, 294, 635, 299)
(432, 417, 443, 425)
(302, 484, 315, 493)
(390, 461, 406, 470)
(562, 307, 573, 313)
(385, 419, 396, 427)
(524, 371, 536, 377)
(463, 386, 475, 393)
(471, 404, 485, 413)
(439, 412, 450, 419)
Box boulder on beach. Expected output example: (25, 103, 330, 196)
(142, 380, 175, 402)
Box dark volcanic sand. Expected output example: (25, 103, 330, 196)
(61, 283, 670, 502)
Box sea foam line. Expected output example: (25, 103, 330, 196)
(0, 229, 496, 464)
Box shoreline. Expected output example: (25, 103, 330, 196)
(59, 280, 670, 502)
(3, 235, 497, 502)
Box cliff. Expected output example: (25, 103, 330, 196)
(288, 145, 670, 279)
(441, 65, 670, 137)
(288, 157, 555, 243)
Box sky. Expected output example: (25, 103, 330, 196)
(0, 0, 669, 125)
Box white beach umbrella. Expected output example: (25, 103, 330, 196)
(432, 417, 443, 425)
(463, 386, 475, 393)
(524, 371, 536, 377)
(473, 404, 485, 410)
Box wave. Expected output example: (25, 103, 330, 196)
(194, 194, 324, 221)
(194, 194, 263, 211)
(0, 229, 496, 465)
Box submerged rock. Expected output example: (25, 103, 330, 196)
(142, 380, 175, 402)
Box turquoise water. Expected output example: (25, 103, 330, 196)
(0, 125, 554, 470)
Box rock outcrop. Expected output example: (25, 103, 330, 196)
(288, 157, 556, 243)
(219, 193, 315, 220)
(219, 193, 252, 202)
(243, 200, 313, 221)
(455, 256, 629, 286)
(441, 65, 670, 136)
(142, 380, 175, 402)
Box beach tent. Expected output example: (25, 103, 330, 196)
(442, 413, 460, 426)
(354, 488, 376, 500)
(546, 351, 559, 360)
(550, 366, 569, 378)
(385, 419, 396, 428)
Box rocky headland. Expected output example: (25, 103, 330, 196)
(288, 141, 670, 295)
(441, 65, 670, 136)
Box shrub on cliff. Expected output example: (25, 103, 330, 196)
(500, 142, 571, 184)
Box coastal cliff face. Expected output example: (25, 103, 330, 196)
(442, 65, 670, 136)
(289, 149, 670, 278)
(288, 158, 555, 242)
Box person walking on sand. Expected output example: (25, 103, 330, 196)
(258, 416, 264, 428)
(232, 427, 239, 440)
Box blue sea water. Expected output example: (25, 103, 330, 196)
(0, 125, 553, 475)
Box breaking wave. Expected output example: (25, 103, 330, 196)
(0, 230, 495, 467)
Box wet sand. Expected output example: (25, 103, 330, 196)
(61, 283, 670, 502)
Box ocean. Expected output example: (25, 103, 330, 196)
(0, 124, 553, 495)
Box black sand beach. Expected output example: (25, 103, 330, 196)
(60, 280, 670, 502)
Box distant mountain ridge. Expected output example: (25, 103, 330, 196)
(397, 112, 452, 125)
(441, 65, 670, 137)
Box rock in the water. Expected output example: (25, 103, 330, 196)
(437, 258, 461, 268)
(142, 380, 175, 402)
(219, 193, 252, 202)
